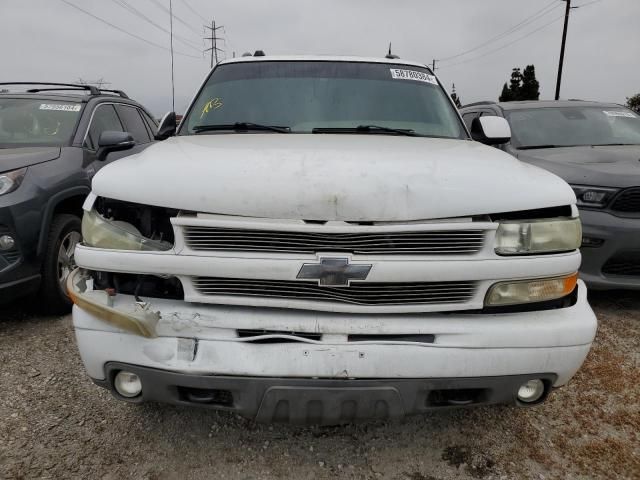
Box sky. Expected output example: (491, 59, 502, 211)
(1, 0, 638, 116)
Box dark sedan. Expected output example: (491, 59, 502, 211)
(460, 100, 640, 290)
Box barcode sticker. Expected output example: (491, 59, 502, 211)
(390, 69, 438, 85)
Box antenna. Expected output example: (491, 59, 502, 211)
(169, 0, 175, 112)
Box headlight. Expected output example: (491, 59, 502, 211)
(0, 168, 27, 196)
(571, 185, 619, 208)
(82, 209, 172, 251)
(485, 273, 577, 306)
(495, 217, 581, 255)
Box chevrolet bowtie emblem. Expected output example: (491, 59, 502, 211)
(297, 257, 372, 287)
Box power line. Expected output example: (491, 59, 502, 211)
(147, 0, 202, 37)
(59, 0, 201, 59)
(438, 0, 560, 62)
(574, 0, 605, 7)
(109, 0, 202, 51)
(178, 0, 207, 23)
(441, 14, 565, 69)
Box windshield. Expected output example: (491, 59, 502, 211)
(506, 106, 640, 148)
(181, 61, 466, 138)
(0, 98, 82, 147)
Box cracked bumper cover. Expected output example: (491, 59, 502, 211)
(70, 268, 597, 412)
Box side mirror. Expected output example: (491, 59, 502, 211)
(96, 131, 135, 161)
(471, 116, 511, 145)
(155, 111, 177, 140)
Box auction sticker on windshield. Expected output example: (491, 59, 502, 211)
(390, 69, 438, 85)
(603, 110, 637, 118)
(39, 104, 82, 112)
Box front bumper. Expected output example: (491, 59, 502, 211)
(72, 275, 597, 422)
(98, 363, 557, 424)
(579, 209, 640, 290)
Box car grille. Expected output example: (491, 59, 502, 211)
(191, 277, 477, 306)
(182, 227, 485, 255)
(610, 187, 640, 213)
(602, 251, 640, 276)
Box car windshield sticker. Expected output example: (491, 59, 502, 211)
(603, 110, 637, 118)
(389, 68, 438, 85)
(200, 98, 223, 118)
(39, 104, 81, 112)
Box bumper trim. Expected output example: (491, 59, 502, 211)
(100, 362, 556, 424)
(0, 274, 40, 304)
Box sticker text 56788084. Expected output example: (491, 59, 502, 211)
(389, 69, 438, 85)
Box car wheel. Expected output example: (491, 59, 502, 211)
(39, 214, 82, 314)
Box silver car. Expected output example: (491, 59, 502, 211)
(460, 100, 640, 290)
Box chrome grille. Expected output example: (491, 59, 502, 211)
(182, 227, 485, 255)
(191, 277, 477, 306)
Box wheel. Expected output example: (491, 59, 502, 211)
(39, 214, 82, 314)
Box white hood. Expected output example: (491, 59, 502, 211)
(92, 134, 575, 221)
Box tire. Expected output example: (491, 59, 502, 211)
(39, 214, 82, 315)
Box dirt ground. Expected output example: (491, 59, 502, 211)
(1, 291, 638, 480)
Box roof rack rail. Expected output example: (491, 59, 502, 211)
(0, 82, 128, 98)
(0, 82, 100, 95)
(100, 89, 129, 99)
(460, 101, 496, 108)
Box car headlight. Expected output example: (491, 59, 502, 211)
(82, 209, 172, 251)
(485, 273, 578, 306)
(495, 217, 581, 255)
(0, 168, 27, 196)
(571, 185, 619, 208)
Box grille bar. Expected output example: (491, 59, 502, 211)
(182, 227, 485, 255)
(611, 187, 640, 213)
(192, 277, 476, 306)
(602, 251, 640, 276)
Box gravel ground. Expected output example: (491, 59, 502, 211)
(1, 291, 638, 480)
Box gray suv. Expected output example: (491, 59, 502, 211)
(0, 82, 157, 312)
(460, 100, 640, 290)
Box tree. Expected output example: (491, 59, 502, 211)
(499, 83, 512, 102)
(520, 65, 540, 100)
(498, 65, 540, 102)
(627, 93, 640, 113)
(450, 83, 462, 108)
(509, 68, 523, 99)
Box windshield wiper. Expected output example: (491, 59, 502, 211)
(312, 125, 417, 136)
(591, 143, 639, 146)
(193, 122, 291, 134)
(517, 144, 569, 150)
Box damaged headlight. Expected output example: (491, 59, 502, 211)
(494, 217, 581, 255)
(82, 209, 172, 251)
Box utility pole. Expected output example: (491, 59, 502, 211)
(432, 59, 437, 72)
(204, 20, 224, 69)
(555, 0, 572, 100)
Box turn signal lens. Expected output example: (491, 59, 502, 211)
(485, 273, 578, 306)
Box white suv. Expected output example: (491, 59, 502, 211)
(69, 55, 597, 424)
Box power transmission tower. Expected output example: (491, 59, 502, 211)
(555, 0, 575, 100)
(204, 20, 224, 68)
(77, 77, 111, 89)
